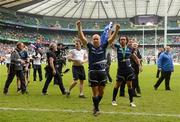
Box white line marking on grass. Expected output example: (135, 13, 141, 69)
(0, 107, 180, 118)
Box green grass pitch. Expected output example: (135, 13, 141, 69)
(0, 63, 180, 122)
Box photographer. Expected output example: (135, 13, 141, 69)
(17, 46, 30, 92)
(3, 42, 26, 95)
(54, 43, 69, 85)
(42, 43, 66, 95)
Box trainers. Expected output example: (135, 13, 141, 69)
(62, 90, 67, 95)
(22, 91, 28, 95)
(3, 91, 8, 95)
(112, 101, 117, 106)
(17, 88, 21, 92)
(154, 86, 157, 90)
(66, 91, 70, 97)
(79, 95, 86, 98)
(62, 92, 66, 95)
(136, 93, 141, 97)
(42, 92, 48, 96)
(17, 88, 21, 94)
(93, 108, 100, 116)
(133, 94, 141, 97)
(130, 102, 136, 107)
(166, 88, 171, 91)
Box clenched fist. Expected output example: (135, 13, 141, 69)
(115, 24, 120, 31)
(76, 20, 81, 28)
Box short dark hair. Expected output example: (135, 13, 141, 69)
(57, 43, 64, 46)
(119, 35, 129, 44)
(74, 38, 82, 45)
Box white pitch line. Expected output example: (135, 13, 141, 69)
(0, 107, 180, 118)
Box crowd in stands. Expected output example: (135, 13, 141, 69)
(0, 28, 41, 42)
(0, 12, 132, 29)
(1, 12, 180, 30)
(0, 26, 179, 45)
(124, 34, 180, 45)
(139, 46, 180, 63)
(0, 43, 14, 56)
(0, 27, 75, 44)
(0, 11, 180, 63)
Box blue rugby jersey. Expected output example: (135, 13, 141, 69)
(87, 42, 108, 70)
(114, 44, 134, 69)
(19, 50, 28, 60)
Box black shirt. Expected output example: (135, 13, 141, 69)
(46, 50, 56, 67)
(130, 49, 142, 73)
(55, 49, 66, 65)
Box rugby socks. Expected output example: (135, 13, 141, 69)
(128, 89, 133, 103)
(92, 96, 99, 110)
(98, 96, 102, 104)
(112, 88, 118, 101)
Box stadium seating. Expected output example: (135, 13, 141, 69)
(0, 11, 180, 62)
(0, 12, 135, 29)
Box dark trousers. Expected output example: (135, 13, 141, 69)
(33, 65, 42, 81)
(156, 69, 161, 78)
(4, 67, 26, 93)
(132, 72, 141, 95)
(106, 65, 112, 82)
(57, 63, 63, 73)
(154, 71, 172, 90)
(54, 63, 63, 85)
(42, 70, 66, 94)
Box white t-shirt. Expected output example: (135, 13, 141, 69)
(5, 54, 11, 64)
(33, 53, 42, 65)
(71, 49, 86, 62)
